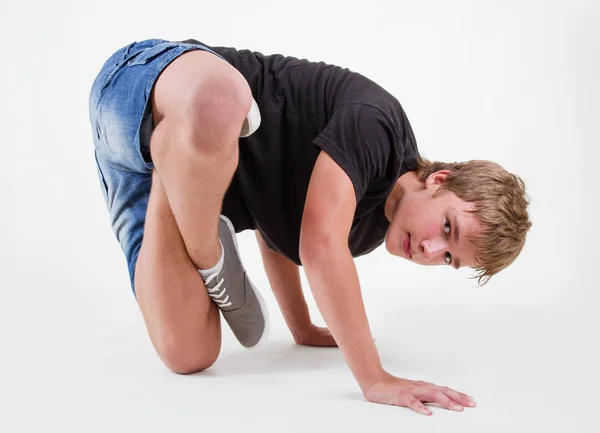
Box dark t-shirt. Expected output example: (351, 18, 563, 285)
(183, 39, 421, 265)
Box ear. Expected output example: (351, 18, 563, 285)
(425, 170, 452, 189)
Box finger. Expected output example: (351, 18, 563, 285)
(322, 329, 337, 347)
(429, 391, 464, 412)
(441, 387, 476, 408)
(305, 330, 337, 347)
(322, 333, 338, 347)
(405, 398, 432, 416)
(317, 329, 337, 347)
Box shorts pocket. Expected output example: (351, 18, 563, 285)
(128, 43, 180, 66)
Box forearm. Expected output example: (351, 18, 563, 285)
(255, 231, 311, 340)
(301, 246, 384, 393)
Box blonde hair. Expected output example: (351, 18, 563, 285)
(415, 158, 532, 285)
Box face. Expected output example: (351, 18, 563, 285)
(385, 171, 482, 269)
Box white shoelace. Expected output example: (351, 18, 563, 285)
(204, 272, 233, 308)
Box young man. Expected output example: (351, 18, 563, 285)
(89, 39, 531, 415)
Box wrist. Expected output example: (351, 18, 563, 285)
(359, 367, 389, 395)
(290, 317, 313, 342)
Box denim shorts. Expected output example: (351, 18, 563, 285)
(89, 39, 223, 296)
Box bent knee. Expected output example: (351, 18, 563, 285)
(187, 71, 252, 129)
(158, 338, 221, 375)
(154, 52, 253, 149)
(182, 79, 252, 149)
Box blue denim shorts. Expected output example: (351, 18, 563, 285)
(89, 39, 223, 296)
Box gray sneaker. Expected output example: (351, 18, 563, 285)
(202, 215, 269, 348)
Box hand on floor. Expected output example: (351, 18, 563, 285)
(364, 372, 476, 415)
(294, 324, 338, 347)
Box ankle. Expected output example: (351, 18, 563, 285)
(198, 240, 224, 280)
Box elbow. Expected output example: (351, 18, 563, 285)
(299, 235, 348, 267)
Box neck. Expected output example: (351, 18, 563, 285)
(384, 171, 423, 221)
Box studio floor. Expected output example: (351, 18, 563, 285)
(4, 233, 597, 432)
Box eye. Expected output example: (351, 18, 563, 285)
(444, 218, 452, 265)
(445, 251, 452, 265)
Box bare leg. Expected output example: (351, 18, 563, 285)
(149, 50, 252, 270)
(135, 170, 222, 374)
(134, 50, 251, 373)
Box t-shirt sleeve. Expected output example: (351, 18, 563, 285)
(312, 104, 395, 203)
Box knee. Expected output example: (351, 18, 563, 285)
(158, 337, 221, 375)
(180, 72, 253, 152)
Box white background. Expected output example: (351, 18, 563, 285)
(1, 0, 598, 431)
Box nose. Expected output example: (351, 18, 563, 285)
(420, 238, 447, 262)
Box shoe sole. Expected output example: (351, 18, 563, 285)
(220, 214, 270, 349)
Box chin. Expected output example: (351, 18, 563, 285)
(385, 239, 394, 255)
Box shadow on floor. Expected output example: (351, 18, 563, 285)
(200, 342, 344, 376)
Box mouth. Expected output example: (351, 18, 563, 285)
(403, 233, 412, 258)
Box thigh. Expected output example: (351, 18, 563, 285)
(134, 170, 222, 366)
(93, 155, 221, 369)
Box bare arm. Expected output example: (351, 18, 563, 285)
(299, 151, 475, 414)
(299, 151, 384, 391)
(255, 230, 311, 342)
